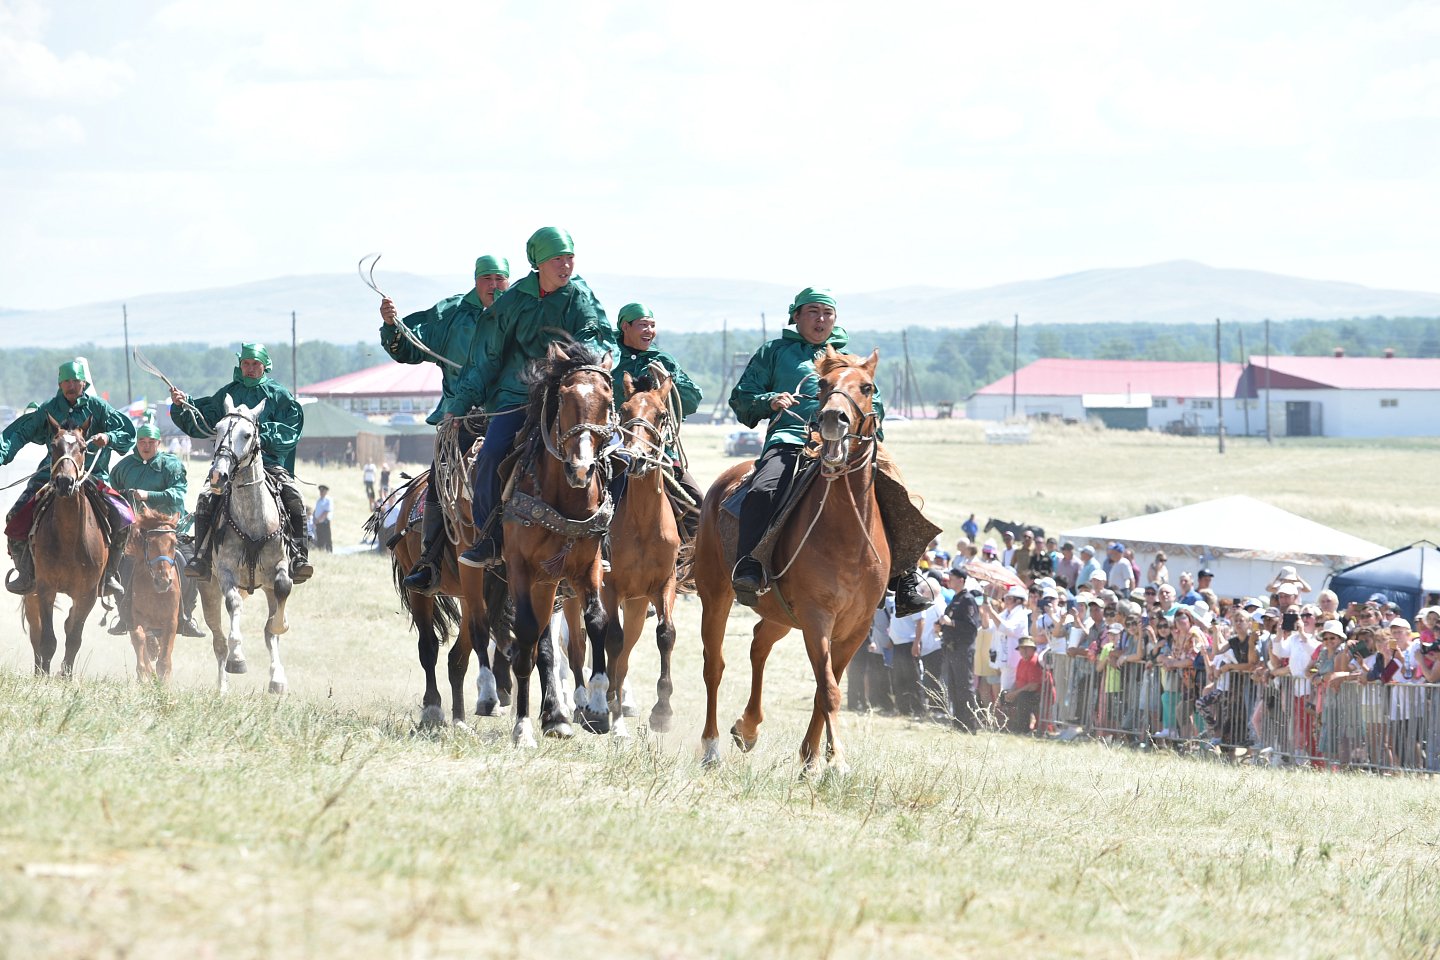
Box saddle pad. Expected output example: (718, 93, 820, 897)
(751, 457, 820, 575)
(719, 469, 754, 519)
(874, 468, 944, 580)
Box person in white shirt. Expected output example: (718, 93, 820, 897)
(888, 581, 944, 717)
(1106, 542, 1135, 592)
(362, 461, 378, 508)
(982, 584, 1031, 694)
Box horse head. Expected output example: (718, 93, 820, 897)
(814, 346, 879, 468)
(539, 341, 615, 490)
(208, 396, 266, 493)
(617, 371, 675, 478)
(46, 414, 92, 497)
(133, 507, 179, 595)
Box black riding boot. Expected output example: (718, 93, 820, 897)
(730, 494, 770, 606)
(401, 505, 447, 595)
(890, 569, 931, 618)
(286, 508, 314, 584)
(185, 494, 216, 581)
(102, 525, 130, 598)
(5, 537, 33, 595)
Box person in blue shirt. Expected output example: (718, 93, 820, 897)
(961, 513, 979, 541)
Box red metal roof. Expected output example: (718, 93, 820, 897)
(1251, 356, 1440, 391)
(301, 363, 441, 398)
(974, 359, 1245, 398)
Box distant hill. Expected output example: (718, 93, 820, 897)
(6, 260, 1440, 347)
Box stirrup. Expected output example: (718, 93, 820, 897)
(5, 569, 31, 595)
(401, 561, 442, 595)
(290, 560, 314, 584)
(731, 557, 768, 607)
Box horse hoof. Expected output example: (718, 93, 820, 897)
(225, 658, 248, 675)
(579, 710, 610, 735)
(513, 723, 538, 749)
(474, 699, 499, 718)
(419, 705, 445, 728)
(498, 691, 512, 708)
(700, 739, 722, 768)
(268, 680, 287, 695)
(730, 722, 757, 753)
(648, 707, 673, 733)
(543, 719, 575, 740)
(612, 716, 632, 739)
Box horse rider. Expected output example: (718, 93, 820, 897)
(168, 343, 313, 584)
(379, 254, 512, 593)
(728, 288, 935, 617)
(611, 302, 704, 543)
(455, 226, 618, 570)
(2, 359, 137, 596)
(106, 414, 206, 638)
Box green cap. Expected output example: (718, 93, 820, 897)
(238, 343, 272, 371)
(787, 287, 837, 323)
(525, 227, 574, 269)
(474, 255, 510, 279)
(58, 358, 91, 384)
(136, 409, 161, 440)
(617, 303, 654, 327)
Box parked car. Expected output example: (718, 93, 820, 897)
(389, 413, 417, 425)
(723, 429, 763, 457)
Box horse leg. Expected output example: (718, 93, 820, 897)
(263, 588, 287, 694)
(821, 628, 868, 775)
(562, 593, 587, 717)
(510, 584, 539, 748)
(607, 595, 647, 738)
(797, 613, 842, 774)
(269, 556, 291, 636)
(698, 589, 732, 766)
(532, 581, 572, 739)
(60, 592, 97, 678)
(200, 581, 229, 693)
(447, 596, 479, 726)
(129, 624, 151, 681)
(25, 591, 53, 676)
(156, 622, 177, 683)
(484, 569, 514, 709)
(649, 580, 679, 733)
(223, 582, 248, 676)
(578, 585, 610, 735)
(734, 617, 790, 753)
(412, 594, 445, 728)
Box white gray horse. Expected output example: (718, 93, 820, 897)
(199, 397, 293, 694)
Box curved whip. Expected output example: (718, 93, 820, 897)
(359, 253, 462, 372)
(132, 346, 214, 435)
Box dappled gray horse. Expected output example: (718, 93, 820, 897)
(199, 397, 293, 694)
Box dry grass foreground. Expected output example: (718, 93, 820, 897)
(2, 422, 1439, 959)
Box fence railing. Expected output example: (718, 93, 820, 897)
(1024, 654, 1440, 774)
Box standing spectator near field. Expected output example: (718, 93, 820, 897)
(888, 586, 942, 718)
(1004, 638, 1043, 734)
(362, 462, 377, 509)
(313, 485, 333, 553)
(1106, 542, 1135, 593)
(983, 585, 1031, 700)
(850, 600, 894, 714)
(961, 513, 979, 542)
(940, 577, 982, 731)
(379, 462, 392, 501)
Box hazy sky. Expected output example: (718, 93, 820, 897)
(3, 0, 1438, 309)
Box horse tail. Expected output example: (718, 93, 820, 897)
(387, 549, 459, 644)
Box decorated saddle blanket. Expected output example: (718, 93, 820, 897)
(4, 479, 133, 540)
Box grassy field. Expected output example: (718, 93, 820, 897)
(3, 422, 1440, 959)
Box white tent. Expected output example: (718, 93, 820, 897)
(1061, 495, 1387, 601)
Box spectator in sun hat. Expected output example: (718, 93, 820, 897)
(982, 584, 1031, 697)
(1076, 544, 1101, 590)
(1266, 565, 1312, 598)
(980, 539, 999, 562)
(1004, 637, 1043, 734)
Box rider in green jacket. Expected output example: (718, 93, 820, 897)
(2, 359, 137, 595)
(380, 254, 512, 593)
(169, 343, 313, 583)
(728, 288, 934, 617)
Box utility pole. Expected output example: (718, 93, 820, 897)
(1264, 318, 1272, 444)
(1011, 313, 1019, 418)
(122, 303, 134, 406)
(291, 311, 299, 392)
(1239, 328, 1250, 437)
(760, 311, 767, 344)
(1215, 318, 1225, 454)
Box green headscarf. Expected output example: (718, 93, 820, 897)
(787, 287, 837, 323)
(24, 401, 39, 413)
(58, 358, 91, 384)
(235, 342, 272, 387)
(617, 302, 654, 328)
(525, 227, 574, 269)
(474, 255, 510, 279)
(136, 413, 162, 441)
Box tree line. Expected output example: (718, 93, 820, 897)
(3, 314, 1438, 412)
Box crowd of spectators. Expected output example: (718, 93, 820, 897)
(846, 533, 1440, 772)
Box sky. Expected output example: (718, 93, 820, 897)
(2, 0, 1438, 310)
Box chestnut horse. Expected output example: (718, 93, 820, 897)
(478, 340, 616, 747)
(22, 417, 109, 676)
(384, 466, 515, 728)
(124, 508, 181, 681)
(603, 371, 682, 737)
(696, 347, 889, 773)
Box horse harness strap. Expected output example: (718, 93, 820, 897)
(503, 488, 613, 540)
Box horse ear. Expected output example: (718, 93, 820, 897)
(599, 351, 614, 372)
(547, 342, 571, 365)
(46, 413, 61, 433)
(252, 399, 266, 418)
(622, 372, 636, 399)
(823, 345, 841, 361)
(862, 348, 879, 376)
(224, 395, 236, 414)
(79, 417, 92, 436)
(657, 375, 674, 400)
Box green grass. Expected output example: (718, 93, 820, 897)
(3, 423, 1440, 959)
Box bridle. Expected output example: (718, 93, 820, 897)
(814, 375, 880, 478)
(539, 365, 619, 468)
(209, 411, 263, 490)
(617, 399, 676, 478)
(139, 524, 178, 591)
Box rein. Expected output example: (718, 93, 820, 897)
(538, 365, 618, 464)
(210, 411, 283, 588)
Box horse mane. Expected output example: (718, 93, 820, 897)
(126, 509, 179, 557)
(815, 349, 869, 378)
(521, 334, 610, 457)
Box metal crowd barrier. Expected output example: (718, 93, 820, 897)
(1028, 654, 1440, 774)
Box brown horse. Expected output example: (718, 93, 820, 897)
(696, 347, 889, 773)
(384, 467, 514, 728)
(484, 340, 616, 747)
(124, 508, 181, 681)
(603, 371, 682, 736)
(22, 417, 109, 676)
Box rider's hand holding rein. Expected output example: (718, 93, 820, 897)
(769, 392, 798, 412)
(380, 298, 398, 325)
(88, 434, 109, 448)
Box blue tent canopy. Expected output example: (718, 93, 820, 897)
(1326, 542, 1440, 620)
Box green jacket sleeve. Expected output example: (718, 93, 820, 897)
(98, 400, 136, 455)
(729, 344, 779, 428)
(259, 389, 303, 462)
(381, 300, 450, 366)
(454, 307, 505, 413)
(559, 285, 616, 360)
(151, 457, 188, 514)
(0, 409, 43, 467)
(653, 351, 702, 418)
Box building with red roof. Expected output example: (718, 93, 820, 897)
(968, 354, 1440, 437)
(300, 363, 441, 419)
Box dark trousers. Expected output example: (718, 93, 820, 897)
(894, 649, 923, 716)
(469, 408, 526, 544)
(315, 520, 332, 552)
(737, 444, 800, 560)
(847, 645, 888, 711)
(1008, 690, 1040, 734)
(942, 641, 978, 730)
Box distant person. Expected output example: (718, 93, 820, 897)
(313, 485, 333, 553)
(961, 513, 979, 542)
(1055, 541, 1081, 592)
(1076, 544, 1101, 588)
(1148, 550, 1170, 586)
(1106, 542, 1135, 592)
(379, 462, 392, 501)
(362, 461, 377, 507)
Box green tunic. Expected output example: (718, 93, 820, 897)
(170, 371, 303, 473)
(0, 389, 136, 484)
(380, 290, 491, 425)
(728, 327, 885, 452)
(110, 450, 188, 514)
(454, 274, 616, 413)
